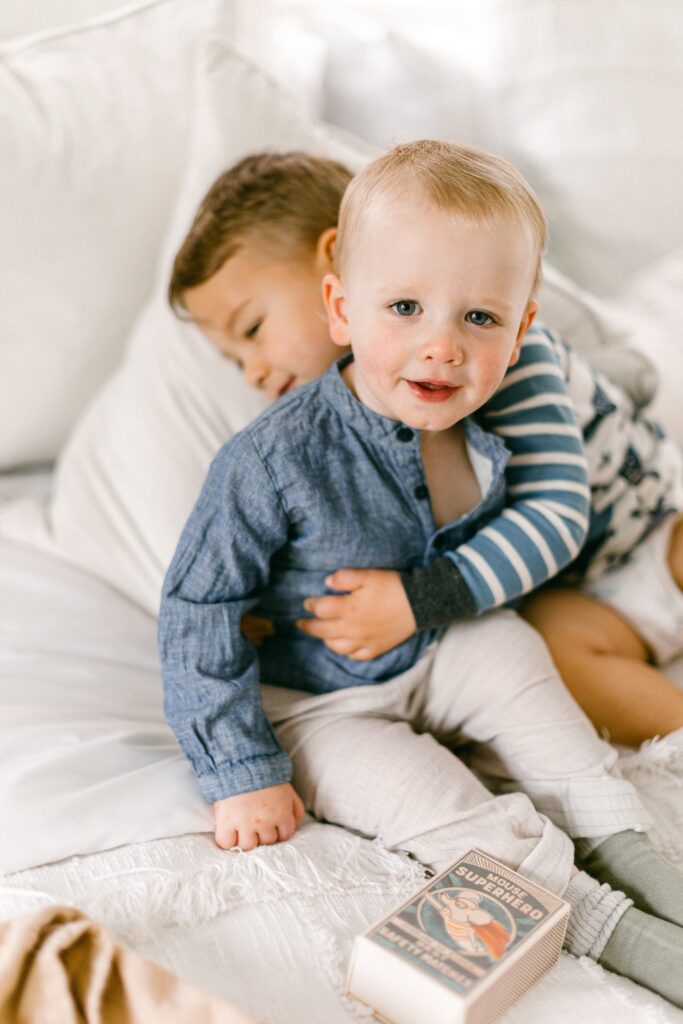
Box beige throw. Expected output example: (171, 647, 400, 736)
(0, 905, 258, 1024)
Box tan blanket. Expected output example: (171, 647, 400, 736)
(0, 905, 259, 1024)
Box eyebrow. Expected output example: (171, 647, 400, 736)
(192, 297, 249, 332)
(478, 298, 513, 312)
(377, 286, 514, 314)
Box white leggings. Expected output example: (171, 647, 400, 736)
(262, 610, 650, 897)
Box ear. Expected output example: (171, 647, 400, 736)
(315, 227, 337, 272)
(508, 299, 538, 367)
(322, 273, 352, 349)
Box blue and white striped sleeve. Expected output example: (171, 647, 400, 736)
(401, 327, 591, 626)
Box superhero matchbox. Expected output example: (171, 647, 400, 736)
(346, 849, 570, 1024)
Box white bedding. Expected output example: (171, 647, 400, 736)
(1, 489, 682, 1022)
(3, 3, 683, 1020)
(1, 825, 682, 1024)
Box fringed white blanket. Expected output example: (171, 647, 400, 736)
(0, 529, 681, 1021)
(1, 732, 681, 1024)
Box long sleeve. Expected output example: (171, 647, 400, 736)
(402, 327, 591, 627)
(158, 432, 292, 803)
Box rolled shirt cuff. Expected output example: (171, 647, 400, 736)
(197, 750, 293, 803)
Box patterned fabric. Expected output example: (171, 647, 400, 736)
(553, 333, 683, 581)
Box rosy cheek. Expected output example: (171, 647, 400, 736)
(476, 351, 511, 395)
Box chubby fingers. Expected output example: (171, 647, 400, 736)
(300, 592, 352, 622)
(296, 613, 345, 640)
(214, 796, 305, 852)
(296, 625, 376, 660)
(215, 823, 288, 851)
(214, 824, 238, 850)
(324, 567, 371, 591)
(296, 616, 358, 648)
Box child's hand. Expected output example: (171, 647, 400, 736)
(213, 782, 305, 852)
(296, 568, 417, 660)
(240, 613, 275, 646)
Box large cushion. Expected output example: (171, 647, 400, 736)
(0, 37, 374, 614)
(0, 0, 233, 468)
(615, 249, 683, 449)
(0, 34, 656, 614)
(311, 1, 683, 297)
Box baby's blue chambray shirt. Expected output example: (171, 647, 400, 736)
(159, 354, 510, 802)
(160, 329, 683, 803)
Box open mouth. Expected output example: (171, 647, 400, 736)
(406, 379, 459, 403)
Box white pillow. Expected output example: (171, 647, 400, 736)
(0, 35, 656, 615)
(614, 250, 683, 450)
(537, 264, 658, 410)
(0, 538, 212, 875)
(0, 0, 233, 469)
(308, 2, 683, 297)
(0, 37, 375, 615)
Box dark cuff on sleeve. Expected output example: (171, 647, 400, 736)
(400, 557, 477, 630)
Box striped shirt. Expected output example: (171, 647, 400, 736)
(402, 323, 683, 627)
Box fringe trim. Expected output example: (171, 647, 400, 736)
(618, 734, 683, 786)
(617, 733, 683, 865)
(0, 826, 426, 946)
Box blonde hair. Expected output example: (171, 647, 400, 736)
(335, 139, 547, 293)
(169, 151, 352, 315)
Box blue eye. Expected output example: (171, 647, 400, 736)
(391, 300, 421, 317)
(465, 310, 494, 326)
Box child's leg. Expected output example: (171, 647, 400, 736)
(415, 610, 683, 932)
(262, 680, 683, 1006)
(263, 674, 574, 893)
(522, 588, 683, 745)
(415, 610, 650, 843)
(565, 875, 683, 1008)
(523, 512, 683, 746)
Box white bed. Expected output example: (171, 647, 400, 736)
(1, 3, 683, 1021)
(0, 511, 682, 1022)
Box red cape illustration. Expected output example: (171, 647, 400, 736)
(470, 919, 512, 960)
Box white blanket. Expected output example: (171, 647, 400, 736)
(1, 825, 682, 1023)
(1, 497, 682, 1021)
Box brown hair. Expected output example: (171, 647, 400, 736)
(335, 139, 547, 293)
(169, 151, 352, 315)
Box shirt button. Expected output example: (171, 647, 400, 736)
(396, 427, 414, 442)
(414, 484, 429, 500)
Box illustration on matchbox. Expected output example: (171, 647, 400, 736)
(370, 850, 563, 994)
(423, 888, 514, 960)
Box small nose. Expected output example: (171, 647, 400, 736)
(243, 353, 269, 390)
(420, 327, 465, 365)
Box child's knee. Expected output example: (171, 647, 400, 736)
(525, 588, 647, 661)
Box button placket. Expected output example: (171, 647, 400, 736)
(390, 426, 435, 539)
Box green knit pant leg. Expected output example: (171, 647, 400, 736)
(563, 870, 683, 1008)
(599, 907, 683, 1008)
(580, 830, 683, 927)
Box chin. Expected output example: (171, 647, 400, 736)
(401, 409, 459, 432)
